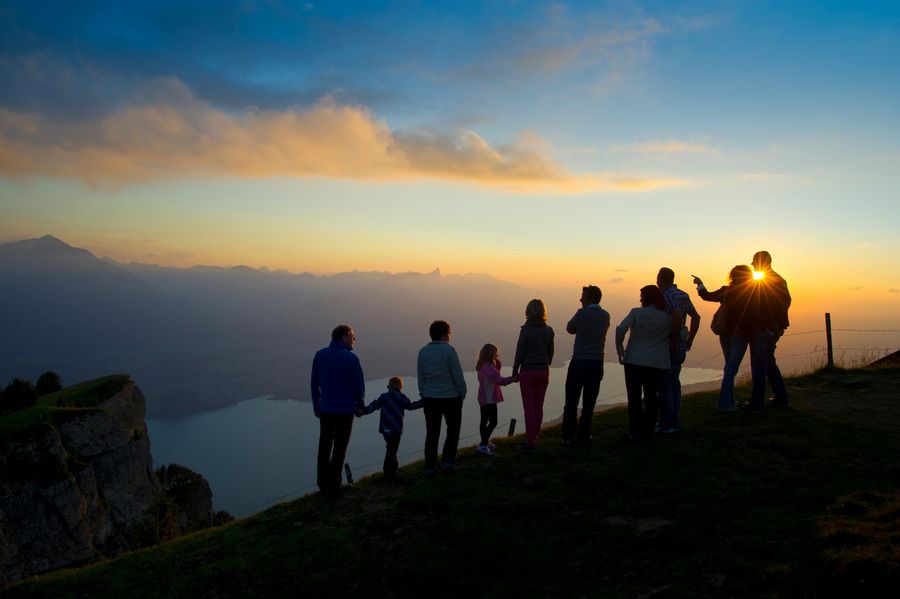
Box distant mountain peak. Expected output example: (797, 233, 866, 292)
(1, 234, 73, 252)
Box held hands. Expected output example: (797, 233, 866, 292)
(617, 352, 625, 365)
(355, 408, 364, 418)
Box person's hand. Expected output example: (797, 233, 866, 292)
(692, 276, 703, 286)
(686, 337, 694, 351)
(617, 353, 625, 365)
(512, 374, 519, 383)
(355, 409, 364, 417)
(314, 410, 320, 419)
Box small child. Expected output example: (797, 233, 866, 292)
(475, 343, 515, 456)
(360, 376, 422, 478)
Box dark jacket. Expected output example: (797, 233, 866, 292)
(363, 389, 422, 435)
(513, 320, 555, 376)
(310, 340, 365, 415)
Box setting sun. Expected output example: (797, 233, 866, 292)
(753, 271, 765, 281)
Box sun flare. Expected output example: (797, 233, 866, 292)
(753, 271, 765, 281)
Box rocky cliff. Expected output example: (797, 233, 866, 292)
(0, 379, 160, 586)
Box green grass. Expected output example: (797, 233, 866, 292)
(0, 374, 131, 437)
(5, 367, 900, 597)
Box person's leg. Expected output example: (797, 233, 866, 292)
(719, 335, 730, 360)
(643, 368, 664, 437)
(576, 361, 603, 444)
(330, 414, 354, 488)
(383, 433, 401, 476)
(719, 334, 748, 410)
(479, 404, 491, 446)
(519, 371, 538, 447)
(749, 331, 768, 411)
(562, 360, 584, 444)
(441, 398, 463, 466)
(624, 364, 643, 437)
(422, 398, 442, 471)
(766, 331, 789, 403)
(531, 369, 550, 445)
(317, 413, 337, 491)
(659, 361, 675, 429)
(483, 403, 498, 444)
(671, 349, 685, 428)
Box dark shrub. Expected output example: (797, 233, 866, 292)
(2, 378, 37, 412)
(35, 371, 63, 396)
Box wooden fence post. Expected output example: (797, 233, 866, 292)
(507, 418, 517, 437)
(825, 312, 834, 370)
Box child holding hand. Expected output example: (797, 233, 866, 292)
(475, 344, 515, 456)
(360, 376, 422, 478)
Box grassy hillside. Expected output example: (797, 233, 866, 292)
(0, 374, 131, 437)
(6, 367, 900, 597)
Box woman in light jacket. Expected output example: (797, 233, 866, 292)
(616, 285, 676, 440)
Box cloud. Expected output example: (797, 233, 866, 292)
(890, 288, 900, 294)
(612, 140, 717, 155)
(848, 286, 862, 291)
(607, 277, 624, 284)
(736, 172, 788, 181)
(0, 81, 685, 193)
(613, 268, 630, 273)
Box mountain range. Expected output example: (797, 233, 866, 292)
(2, 236, 641, 418)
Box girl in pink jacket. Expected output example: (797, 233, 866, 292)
(475, 343, 515, 456)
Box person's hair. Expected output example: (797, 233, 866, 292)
(475, 343, 499, 371)
(429, 320, 451, 341)
(657, 267, 675, 286)
(639, 285, 667, 310)
(728, 265, 753, 284)
(388, 376, 403, 391)
(582, 285, 602, 304)
(525, 298, 547, 323)
(332, 324, 352, 341)
(752, 251, 772, 270)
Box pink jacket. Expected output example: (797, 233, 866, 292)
(477, 361, 515, 406)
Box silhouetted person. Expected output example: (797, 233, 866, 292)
(616, 286, 675, 440)
(359, 376, 422, 478)
(512, 299, 554, 451)
(694, 266, 754, 411)
(418, 320, 467, 474)
(656, 268, 700, 432)
(310, 324, 365, 493)
(562, 285, 610, 446)
(750, 250, 791, 408)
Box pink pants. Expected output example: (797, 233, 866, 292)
(519, 368, 549, 447)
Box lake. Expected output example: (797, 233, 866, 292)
(147, 362, 721, 516)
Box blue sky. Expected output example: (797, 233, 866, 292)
(1, 1, 899, 319)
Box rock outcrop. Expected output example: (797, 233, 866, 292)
(0, 381, 159, 586)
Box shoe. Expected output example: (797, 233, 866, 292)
(656, 427, 677, 434)
(439, 462, 456, 474)
(488, 442, 497, 450)
(476, 444, 494, 456)
(740, 403, 764, 414)
(423, 468, 437, 477)
(718, 406, 737, 413)
(520, 443, 537, 453)
(769, 397, 790, 407)
(561, 439, 574, 448)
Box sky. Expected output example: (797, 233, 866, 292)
(2, 0, 900, 323)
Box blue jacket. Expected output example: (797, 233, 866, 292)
(310, 340, 365, 415)
(363, 389, 423, 435)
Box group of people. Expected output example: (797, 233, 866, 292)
(310, 251, 791, 493)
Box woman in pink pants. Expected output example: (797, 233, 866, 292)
(512, 299, 555, 451)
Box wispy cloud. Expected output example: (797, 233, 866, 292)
(736, 171, 788, 181)
(611, 140, 718, 155)
(0, 81, 685, 193)
(849, 286, 862, 291)
(890, 288, 900, 294)
(607, 277, 624, 284)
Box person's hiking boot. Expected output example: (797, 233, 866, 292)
(476, 444, 494, 456)
(769, 397, 791, 407)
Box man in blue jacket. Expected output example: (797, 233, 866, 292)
(310, 324, 365, 493)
